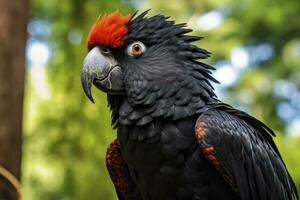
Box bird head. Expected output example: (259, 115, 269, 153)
(82, 10, 218, 125)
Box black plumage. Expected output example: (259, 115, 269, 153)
(82, 10, 298, 200)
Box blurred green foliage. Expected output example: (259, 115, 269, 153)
(23, 0, 300, 199)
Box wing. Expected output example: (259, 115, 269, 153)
(106, 139, 140, 200)
(195, 107, 298, 200)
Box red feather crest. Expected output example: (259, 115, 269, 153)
(87, 11, 131, 49)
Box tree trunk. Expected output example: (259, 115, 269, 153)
(0, 0, 29, 199)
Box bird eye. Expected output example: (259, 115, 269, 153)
(127, 41, 146, 57)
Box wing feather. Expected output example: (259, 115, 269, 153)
(195, 108, 298, 200)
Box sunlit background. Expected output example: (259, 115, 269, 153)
(23, 0, 300, 199)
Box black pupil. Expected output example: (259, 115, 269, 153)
(134, 45, 140, 52)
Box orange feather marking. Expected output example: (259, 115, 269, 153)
(87, 11, 131, 49)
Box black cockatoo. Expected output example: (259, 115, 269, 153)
(81, 10, 298, 200)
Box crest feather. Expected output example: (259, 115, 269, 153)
(87, 11, 131, 49)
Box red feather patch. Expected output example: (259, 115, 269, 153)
(87, 11, 131, 49)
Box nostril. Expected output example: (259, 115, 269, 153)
(101, 47, 111, 54)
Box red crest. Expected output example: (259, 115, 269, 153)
(87, 11, 131, 49)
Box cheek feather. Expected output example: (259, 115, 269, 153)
(87, 11, 131, 49)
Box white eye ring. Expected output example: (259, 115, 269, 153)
(127, 41, 146, 57)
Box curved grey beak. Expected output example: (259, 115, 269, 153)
(81, 47, 124, 103)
